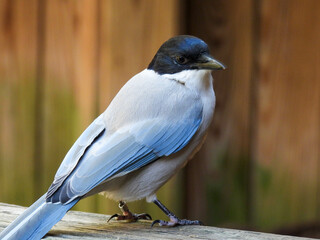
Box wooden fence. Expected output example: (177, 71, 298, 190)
(0, 0, 319, 234)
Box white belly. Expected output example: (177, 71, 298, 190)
(94, 137, 203, 202)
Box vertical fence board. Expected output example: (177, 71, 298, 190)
(255, 0, 320, 229)
(0, 0, 38, 206)
(96, 0, 180, 217)
(41, 0, 99, 212)
(186, 0, 254, 226)
(68, 0, 100, 212)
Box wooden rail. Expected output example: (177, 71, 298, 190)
(0, 203, 315, 240)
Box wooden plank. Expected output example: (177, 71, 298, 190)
(41, 0, 99, 212)
(255, 0, 320, 229)
(96, 0, 181, 217)
(185, 0, 254, 225)
(0, 202, 315, 240)
(0, 0, 38, 206)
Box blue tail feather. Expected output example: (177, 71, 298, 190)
(0, 195, 78, 240)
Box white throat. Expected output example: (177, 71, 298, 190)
(162, 69, 213, 93)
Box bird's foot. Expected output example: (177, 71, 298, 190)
(107, 201, 152, 222)
(151, 215, 203, 227)
(151, 198, 203, 227)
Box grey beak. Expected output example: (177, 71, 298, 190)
(195, 54, 226, 70)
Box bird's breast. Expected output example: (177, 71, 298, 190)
(97, 69, 216, 202)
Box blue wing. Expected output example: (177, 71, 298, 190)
(46, 100, 203, 204)
(46, 114, 105, 199)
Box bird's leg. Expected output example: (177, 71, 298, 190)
(107, 200, 152, 222)
(151, 198, 203, 227)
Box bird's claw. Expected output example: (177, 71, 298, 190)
(108, 213, 152, 222)
(134, 213, 152, 221)
(151, 216, 203, 227)
(107, 214, 119, 222)
(151, 219, 162, 227)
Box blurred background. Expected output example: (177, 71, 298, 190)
(0, 0, 320, 238)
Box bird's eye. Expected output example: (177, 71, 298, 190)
(175, 56, 188, 65)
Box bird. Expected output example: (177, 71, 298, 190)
(0, 35, 225, 240)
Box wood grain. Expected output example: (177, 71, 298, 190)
(185, 0, 255, 225)
(255, 0, 320, 229)
(0, 0, 38, 206)
(40, 0, 100, 213)
(0, 202, 314, 240)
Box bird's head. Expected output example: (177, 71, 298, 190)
(148, 35, 225, 75)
